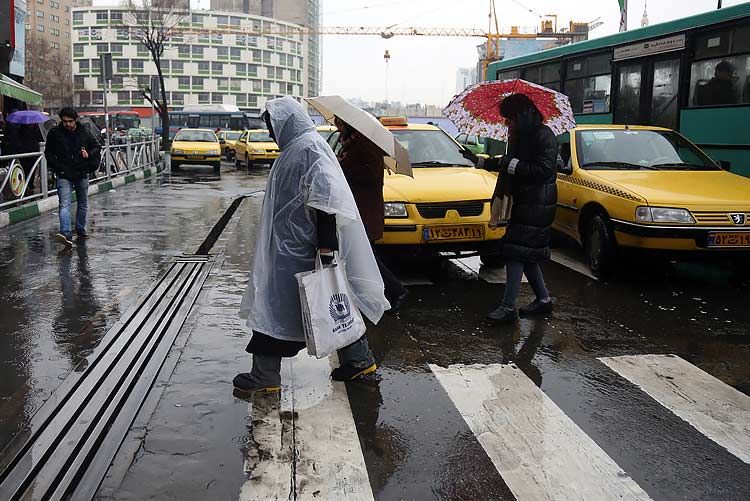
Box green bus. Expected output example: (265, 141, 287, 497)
(487, 3, 750, 176)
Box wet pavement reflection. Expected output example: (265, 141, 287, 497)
(0, 163, 266, 452)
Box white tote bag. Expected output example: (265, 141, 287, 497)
(295, 254, 367, 359)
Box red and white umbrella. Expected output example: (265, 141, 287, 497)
(443, 79, 576, 140)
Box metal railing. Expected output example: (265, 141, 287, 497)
(0, 137, 160, 211)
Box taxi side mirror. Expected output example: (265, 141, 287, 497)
(558, 162, 573, 175)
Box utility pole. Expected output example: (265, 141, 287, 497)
(100, 53, 113, 178)
(384, 50, 391, 104)
(718, 0, 722, 8)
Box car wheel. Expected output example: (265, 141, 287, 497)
(225, 148, 231, 161)
(246, 155, 253, 170)
(170, 161, 180, 171)
(234, 154, 241, 169)
(584, 213, 617, 278)
(213, 162, 221, 174)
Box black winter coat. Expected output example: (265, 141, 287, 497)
(487, 125, 558, 263)
(45, 124, 101, 181)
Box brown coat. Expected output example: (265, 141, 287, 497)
(337, 134, 385, 242)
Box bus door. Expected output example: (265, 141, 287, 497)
(613, 55, 682, 130)
(187, 114, 200, 128)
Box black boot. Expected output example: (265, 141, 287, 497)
(486, 306, 517, 323)
(519, 299, 553, 317)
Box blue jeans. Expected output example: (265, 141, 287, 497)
(57, 177, 89, 237)
(501, 261, 550, 310)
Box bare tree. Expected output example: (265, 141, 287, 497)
(123, 0, 187, 149)
(24, 36, 74, 110)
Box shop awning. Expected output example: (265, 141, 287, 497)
(0, 75, 43, 106)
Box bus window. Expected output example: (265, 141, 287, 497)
(564, 53, 612, 114)
(496, 69, 520, 81)
(690, 24, 750, 107)
(188, 114, 200, 128)
(199, 114, 211, 128)
(209, 114, 223, 128)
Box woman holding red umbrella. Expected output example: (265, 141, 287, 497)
(462, 93, 558, 322)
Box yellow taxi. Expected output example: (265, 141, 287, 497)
(170, 128, 222, 174)
(217, 130, 242, 160)
(555, 125, 750, 277)
(317, 124, 336, 142)
(233, 129, 279, 169)
(327, 117, 506, 264)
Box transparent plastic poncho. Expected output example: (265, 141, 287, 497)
(241, 96, 389, 342)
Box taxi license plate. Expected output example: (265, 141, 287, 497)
(187, 155, 204, 160)
(707, 232, 750, 248)
(425, 225, 484, 242)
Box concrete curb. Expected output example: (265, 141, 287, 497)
(0, 163, 165, 230)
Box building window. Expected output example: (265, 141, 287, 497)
(110, 43, 123, 56)
(252, 80, 261, 92)
(192, 45, 204, 57)
(249, 64, 258, 77)
(78, 60, 90, 71)
(231, 47, 242, 60)
(52, 42, 60, 49)
(117, 28, 130, 41)
(37, 11, 45, 18)
(132, 60, 144, 72)
(37, 25, 45, 33)
(50, 28, 60, 36)
(92, 58, 101, 72)
(263, 51, 271, 64)
(111, 11, 123, 24)
(217, 46, 229, 58)
(252, 50, 261, 62)
(65, 32, 70, 38)
(118, 91, 130, 104)
(192, 77, 205, 89)
(172, 92, 185, 105)
(198, 92, 210, 104)
(192, 14, 205, 25)
(96, 43, 108, 54)
(230, 78, 241, 91)
(178, 76, 190, 89)
(212, 93, 223, 104)
(198, 61, 210, 74)
(212, 62, 223, 73)
(236, 94, 247, 107)
(216, 15, 229, 26)
(231, 17, 241, 27)
(217, 77, 228, 90)
(117, 60, 129, 72)
(51, 14, 59, 22)
(74, 75, 85, 89)
(73, 11, 83, 24)
(37, 0, 44, 4)
(172, 60, 184, 73)
(97, 12, 108, 23)
(178, 45, 190, 58)
(235, 63, 247, 76)
(263, 80, 271, 93)
(65, 19, 69, 25)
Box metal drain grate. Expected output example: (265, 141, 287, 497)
(0, 255, 213, 500)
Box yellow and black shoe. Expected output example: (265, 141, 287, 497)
(232, 373, 281, 395)
(331, 363, 377, 382)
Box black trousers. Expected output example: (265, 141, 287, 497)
(371, 242, 406, 301)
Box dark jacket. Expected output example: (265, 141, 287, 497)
(45, 123, 101, 181)
(487, 124, 558, 263)
(337, 134, 385, 242)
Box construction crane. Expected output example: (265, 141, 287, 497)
(169, 1, 588, 80)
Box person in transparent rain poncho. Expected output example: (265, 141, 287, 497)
(234, 96, 390, 395)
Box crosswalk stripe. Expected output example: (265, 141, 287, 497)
(550, 248, 598, 280)
(600, 354, 750, 464)
(430, 363, 653, 501)
(450, 257, 527, 284)
(240, 353, 374, 501)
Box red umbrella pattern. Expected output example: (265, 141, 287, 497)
(443, 79, 576, 140)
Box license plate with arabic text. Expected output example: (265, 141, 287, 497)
(707, 232, 750, 248)
(425, 225, 484, 242)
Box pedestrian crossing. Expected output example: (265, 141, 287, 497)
(239, 354, 750, 500)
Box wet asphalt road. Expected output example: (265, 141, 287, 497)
(1, 163, 749, 500)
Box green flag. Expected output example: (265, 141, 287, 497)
(618, 0, 628, 32)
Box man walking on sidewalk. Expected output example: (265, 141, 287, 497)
(45, 108, 100, 247)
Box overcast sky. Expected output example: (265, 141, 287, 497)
(96, 0, 747, 105)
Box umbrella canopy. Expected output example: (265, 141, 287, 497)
(305, 95, 412, 177)
(7, 110, 49, 125)
(443, 79, 576, 140)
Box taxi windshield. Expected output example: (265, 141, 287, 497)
(225, 131, 241, 140)
(576, 129, 720, 171)
(391, 130, 474, 167)
(174, 130, 216, 142)
(249, 131, 274, 142)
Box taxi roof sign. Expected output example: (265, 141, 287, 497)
(379, 116, 408, 126)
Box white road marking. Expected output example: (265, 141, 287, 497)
(451, 257, 526, 284)
(240, 353, 374, 501)
(600, 354, 750, 464)
(430, 363, 652, 501)
(550, 248, 598, 280)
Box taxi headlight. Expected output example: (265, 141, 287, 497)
(384, 202, 408, 218)
(636, 206, 695, 224)
(252, 149, 266, 154)
(171, 149, 185, 154)
(207, 149, 220, 155)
